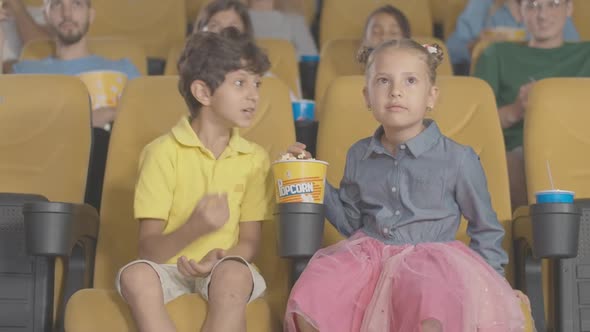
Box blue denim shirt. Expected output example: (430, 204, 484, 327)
(324, 120, 508, 275)
(446, 0, 580, 64)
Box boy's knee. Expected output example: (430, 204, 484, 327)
(119, 263, 160, 299)
(208, 260, 253, 304)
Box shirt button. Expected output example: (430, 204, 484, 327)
(382, 227, 389, 235)
(394, 161, 398, 166)
(394, 210, 401, 216)
(400, 144, 406, 150)
(391, 187, 397, 192)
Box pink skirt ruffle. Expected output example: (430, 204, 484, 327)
(285, 233, 525, 331)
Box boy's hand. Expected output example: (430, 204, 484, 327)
(188, 193, 230, 235)
(285, 142, 312, 159)
(177, 248, 226, 278)
(516, 81, 534, 113)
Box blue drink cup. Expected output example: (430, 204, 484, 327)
(531, 189, 580, 258)
(292, 100, 316, 121)
(535, 190, 575, 203)
(300, 55, 320, 63)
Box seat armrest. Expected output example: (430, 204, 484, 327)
(512, 205, 546, 331)
(23, 201, 100, 331)
(22, 201, 98, 257)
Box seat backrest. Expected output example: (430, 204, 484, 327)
(185, 0, 208, 24)
(319, 0, 433, 47)
(316, 75, 512, 278)
(523, 77, 590, 332)
(88, 0, 186, 59)
(93, 77, 186, 289)
(0, 75, 92, 203)
(524, 78, 590, 200)
(315, 37, 454, 108)
(165, 38, 301, 98)
(21, 38, 148, 76)
(573, 0, 590, 40)
(256, 39, 301, 98)
(429, 0, 445, 24)
(302, 0, 317, 25)
(164, 43, 184, 75)
(0, 75, 92, 330)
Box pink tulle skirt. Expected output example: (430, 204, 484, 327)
(285, 233, 525, 332)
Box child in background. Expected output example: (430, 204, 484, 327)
(362, 5, 411, 48)
(194, 0, 254, 39)
(195, 0, 301, 100)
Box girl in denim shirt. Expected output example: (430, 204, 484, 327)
(285, 39, 528, 332)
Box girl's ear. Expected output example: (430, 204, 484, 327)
(427, 85, 439, 109)
(363, 86, 371, 109)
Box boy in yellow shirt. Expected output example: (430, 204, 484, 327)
(116, 28, 272, 332)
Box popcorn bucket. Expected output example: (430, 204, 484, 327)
(272, 159, 328, 204)
(77, 70, 127, 110)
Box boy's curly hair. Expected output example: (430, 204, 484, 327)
(177, 27, 270, 118)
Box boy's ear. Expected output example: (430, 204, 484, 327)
(191, 80, 213, 106)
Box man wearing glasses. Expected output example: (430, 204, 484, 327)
(474, 0, 590, 210)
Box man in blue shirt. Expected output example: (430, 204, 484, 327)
(12, 0, 140, 128)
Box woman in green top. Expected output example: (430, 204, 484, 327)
(475, 0, 590, 210)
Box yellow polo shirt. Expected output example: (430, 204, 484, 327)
(134, 117, 273, 264)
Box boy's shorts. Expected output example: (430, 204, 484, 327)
(115, 256, 266, 304)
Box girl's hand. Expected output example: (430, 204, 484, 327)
(285, 142, 312, 159)
(515, 290, 531, 310)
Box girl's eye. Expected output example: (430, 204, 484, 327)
(406, 77, 417, 85)
(235, 80, 244, 87)
(377, 77, 389, 84)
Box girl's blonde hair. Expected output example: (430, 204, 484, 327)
(357, 38, 444, 84)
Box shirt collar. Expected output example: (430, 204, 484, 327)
(171, 116, 254, 154)
(405, 119, 441, 157)
(362, 119, 441, 160)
